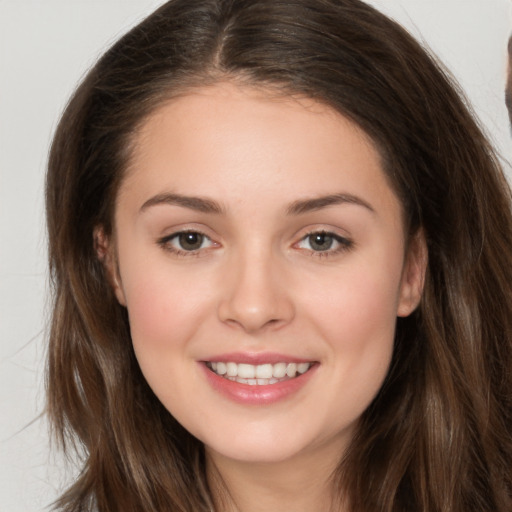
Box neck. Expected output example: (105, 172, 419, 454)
(206, 443, 347, 512)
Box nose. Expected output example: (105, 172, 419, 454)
(217, 246, 295, 333)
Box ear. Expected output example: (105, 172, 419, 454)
(93, 226, 127, 306)
(397, 229, 428, 317)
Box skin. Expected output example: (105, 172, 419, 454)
(100, 82, 426, 512)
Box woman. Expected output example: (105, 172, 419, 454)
(45, 0, 512, 510)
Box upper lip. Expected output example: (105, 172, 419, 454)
(201, 352, 315, 365)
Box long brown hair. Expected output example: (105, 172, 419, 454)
(46, 1, 512, 510)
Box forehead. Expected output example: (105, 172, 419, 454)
(118, 82, 401, 224)
(126, 84, 377, 177)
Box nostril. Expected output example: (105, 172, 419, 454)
(222, 315, 284, 333)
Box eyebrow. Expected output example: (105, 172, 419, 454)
(286, 193, 375, 215)
(139, 191, 374, 216)
(140, 193, 225, 214)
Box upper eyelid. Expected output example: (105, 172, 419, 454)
(301, 229, 346, 238)
(297, 231, 352, 245)
(158, 225, 215, 240)
(294, 225, 352, 241)
(160, 229, 215, 244)
(165, 228, 209, 237)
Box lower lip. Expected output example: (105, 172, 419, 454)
(200, 363, 318, 405)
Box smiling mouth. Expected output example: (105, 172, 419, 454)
(205, 361, 314, 385)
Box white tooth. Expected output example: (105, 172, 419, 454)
(238, 363, 255, 379)
(226, 362, 238, 377)
(247, 379, 258, 385)
(256, 364, 273, 379)
(269, 378, 278, 384)
(216, 362, 227, 375)
(297, 362, 310, 374)
(286, 363, 297, 378)
(211, 362, 218, 371)
(257, 378, 269, 385)
(273, 362, 287, 378)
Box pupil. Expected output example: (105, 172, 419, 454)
(310, 233, 333, 251)
(179, 232, 203, 250)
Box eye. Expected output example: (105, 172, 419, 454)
(158, 230, 216, 254)
(296, 231, 353, 254)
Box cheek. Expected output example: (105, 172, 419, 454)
(303, 254, 403, 337)
(121, 266, 217, 412)
(341, 275, 399, 339)
(120, 261, 214, 358)
(298, 255, 403, 396)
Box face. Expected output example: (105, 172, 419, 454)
(106, 83, 425, 468)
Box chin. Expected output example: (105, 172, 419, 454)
(200, 420, 353, 467)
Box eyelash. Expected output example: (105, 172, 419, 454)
(157, 230, 216, 258)
(157, 230, 354, 258)
(296, 230, 354, 258)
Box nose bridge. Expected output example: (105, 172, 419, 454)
(218, 240, 294, 332)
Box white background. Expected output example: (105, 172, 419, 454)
(1, 1, 511, 510)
